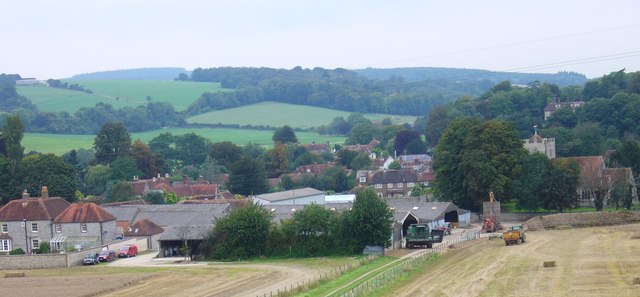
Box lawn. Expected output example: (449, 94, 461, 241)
(17, 80, 230, 112)
(186, 101, 418, 129)
(23, 128, 347, 155)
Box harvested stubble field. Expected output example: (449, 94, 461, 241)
(378, 223, 640, 297)
(3, 220, 639, 297)
(0, 257, 358, 297)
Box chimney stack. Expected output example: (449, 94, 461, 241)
(183, 175, 189, 185)
(22, 190, 29, 206)
(41, 186, 49, 199)
(198, 175, 204, 184)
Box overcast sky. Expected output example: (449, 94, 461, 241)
(2, 0, 639, 79)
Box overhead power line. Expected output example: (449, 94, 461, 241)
(363, 23, 640, 68)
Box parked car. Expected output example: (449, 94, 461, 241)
(83, 253, 100, 265)
(118, 245, 138, 258)
(98, 250, 116, 262)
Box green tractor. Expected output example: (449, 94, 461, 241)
(406, 224, 445, 249)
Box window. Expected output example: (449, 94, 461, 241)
(32, 239, 39, 250)
(0, 239, 10, 251)
(31, 223, 38, 232)
(1, 223, 7, 233)
(407, 182, 415, 187)
(397, 183, 403, 188)
(375, 184, 382, 189)
(81, 223, 87, 233)
(387, 183, 394, 188)
(359, 176, 366, 183)
(55, 224, 62, 233)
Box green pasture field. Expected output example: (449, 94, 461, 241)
(17, 80, 230, 112)
(186, 101, 418, 129)
(23, 128, 347, 155)
(17, 85, 130, 112)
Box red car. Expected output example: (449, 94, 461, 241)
(118, 245, 138, 258)
(98, 250, 116, 262)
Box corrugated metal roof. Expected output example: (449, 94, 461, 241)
(254, 188, 324, 202)
(159, 225, 211, 241)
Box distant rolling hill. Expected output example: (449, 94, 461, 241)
(355, 67, 587, 86)
(186, 101, 417, 129)
(68, 67, 190, 80)
(17, 80, 230, 112)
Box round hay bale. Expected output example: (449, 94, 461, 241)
(543, 261, 556, 268)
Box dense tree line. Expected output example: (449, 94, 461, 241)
(432, 117, 581, 212)
(186, 67, 491, 116)
(355, 68, 587, 86)
(46, 79, 93, 93)
(424, 70, 640, 158)
(200, 188, 393, 260)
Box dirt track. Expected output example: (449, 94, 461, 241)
(383, 223, 640, 297)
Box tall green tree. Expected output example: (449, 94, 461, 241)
(203, 201, 273, 260)
(174, 133, 208, 166)
(228, 156, 268, 196)
(461, 120, 526, 209)
(394, 130, 420, 155)
(94, 122, 131, 164)
(433, 116, 482, 209)
(3, 114, 24, 175)
(19, 154, 76, 202)
(610, 140, 640, 176)
(84, 165, 112, 196)
(511, 153, 551, 211)
(110, 157, 142, 182)
(272, 125, 298, 144)
(342, 188, 393, 252)
(541, 159, 580, 212)
(424, 105, 461, 147)
(210, 141, 242, 167)
(290, 204, 336, 256)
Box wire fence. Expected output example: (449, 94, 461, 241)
(256, 231, 482, 297)
(337, 231, 482, 297)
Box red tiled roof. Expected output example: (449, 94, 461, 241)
(168, 184, 218, 198)
(129, 178, 171, 195)
(0, 197, 71, 221)
(124, 218, 164, 236)
(296, 164, 331, 174)
(53, 203, 116, 223)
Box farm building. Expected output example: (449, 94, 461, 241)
(386, 199, 471, 237)
(252, 187, 325, 205)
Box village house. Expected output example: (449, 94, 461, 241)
(51, 202, 118, 251)
(369, 169, 421, 198)
(543, 100, 584, 120)
(396, 154, 433, 173)
(129, 175, 219, 200)
(557, 156, 638, 207)
(0, 187, 70, 254)
(301, 141, 332, 155)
